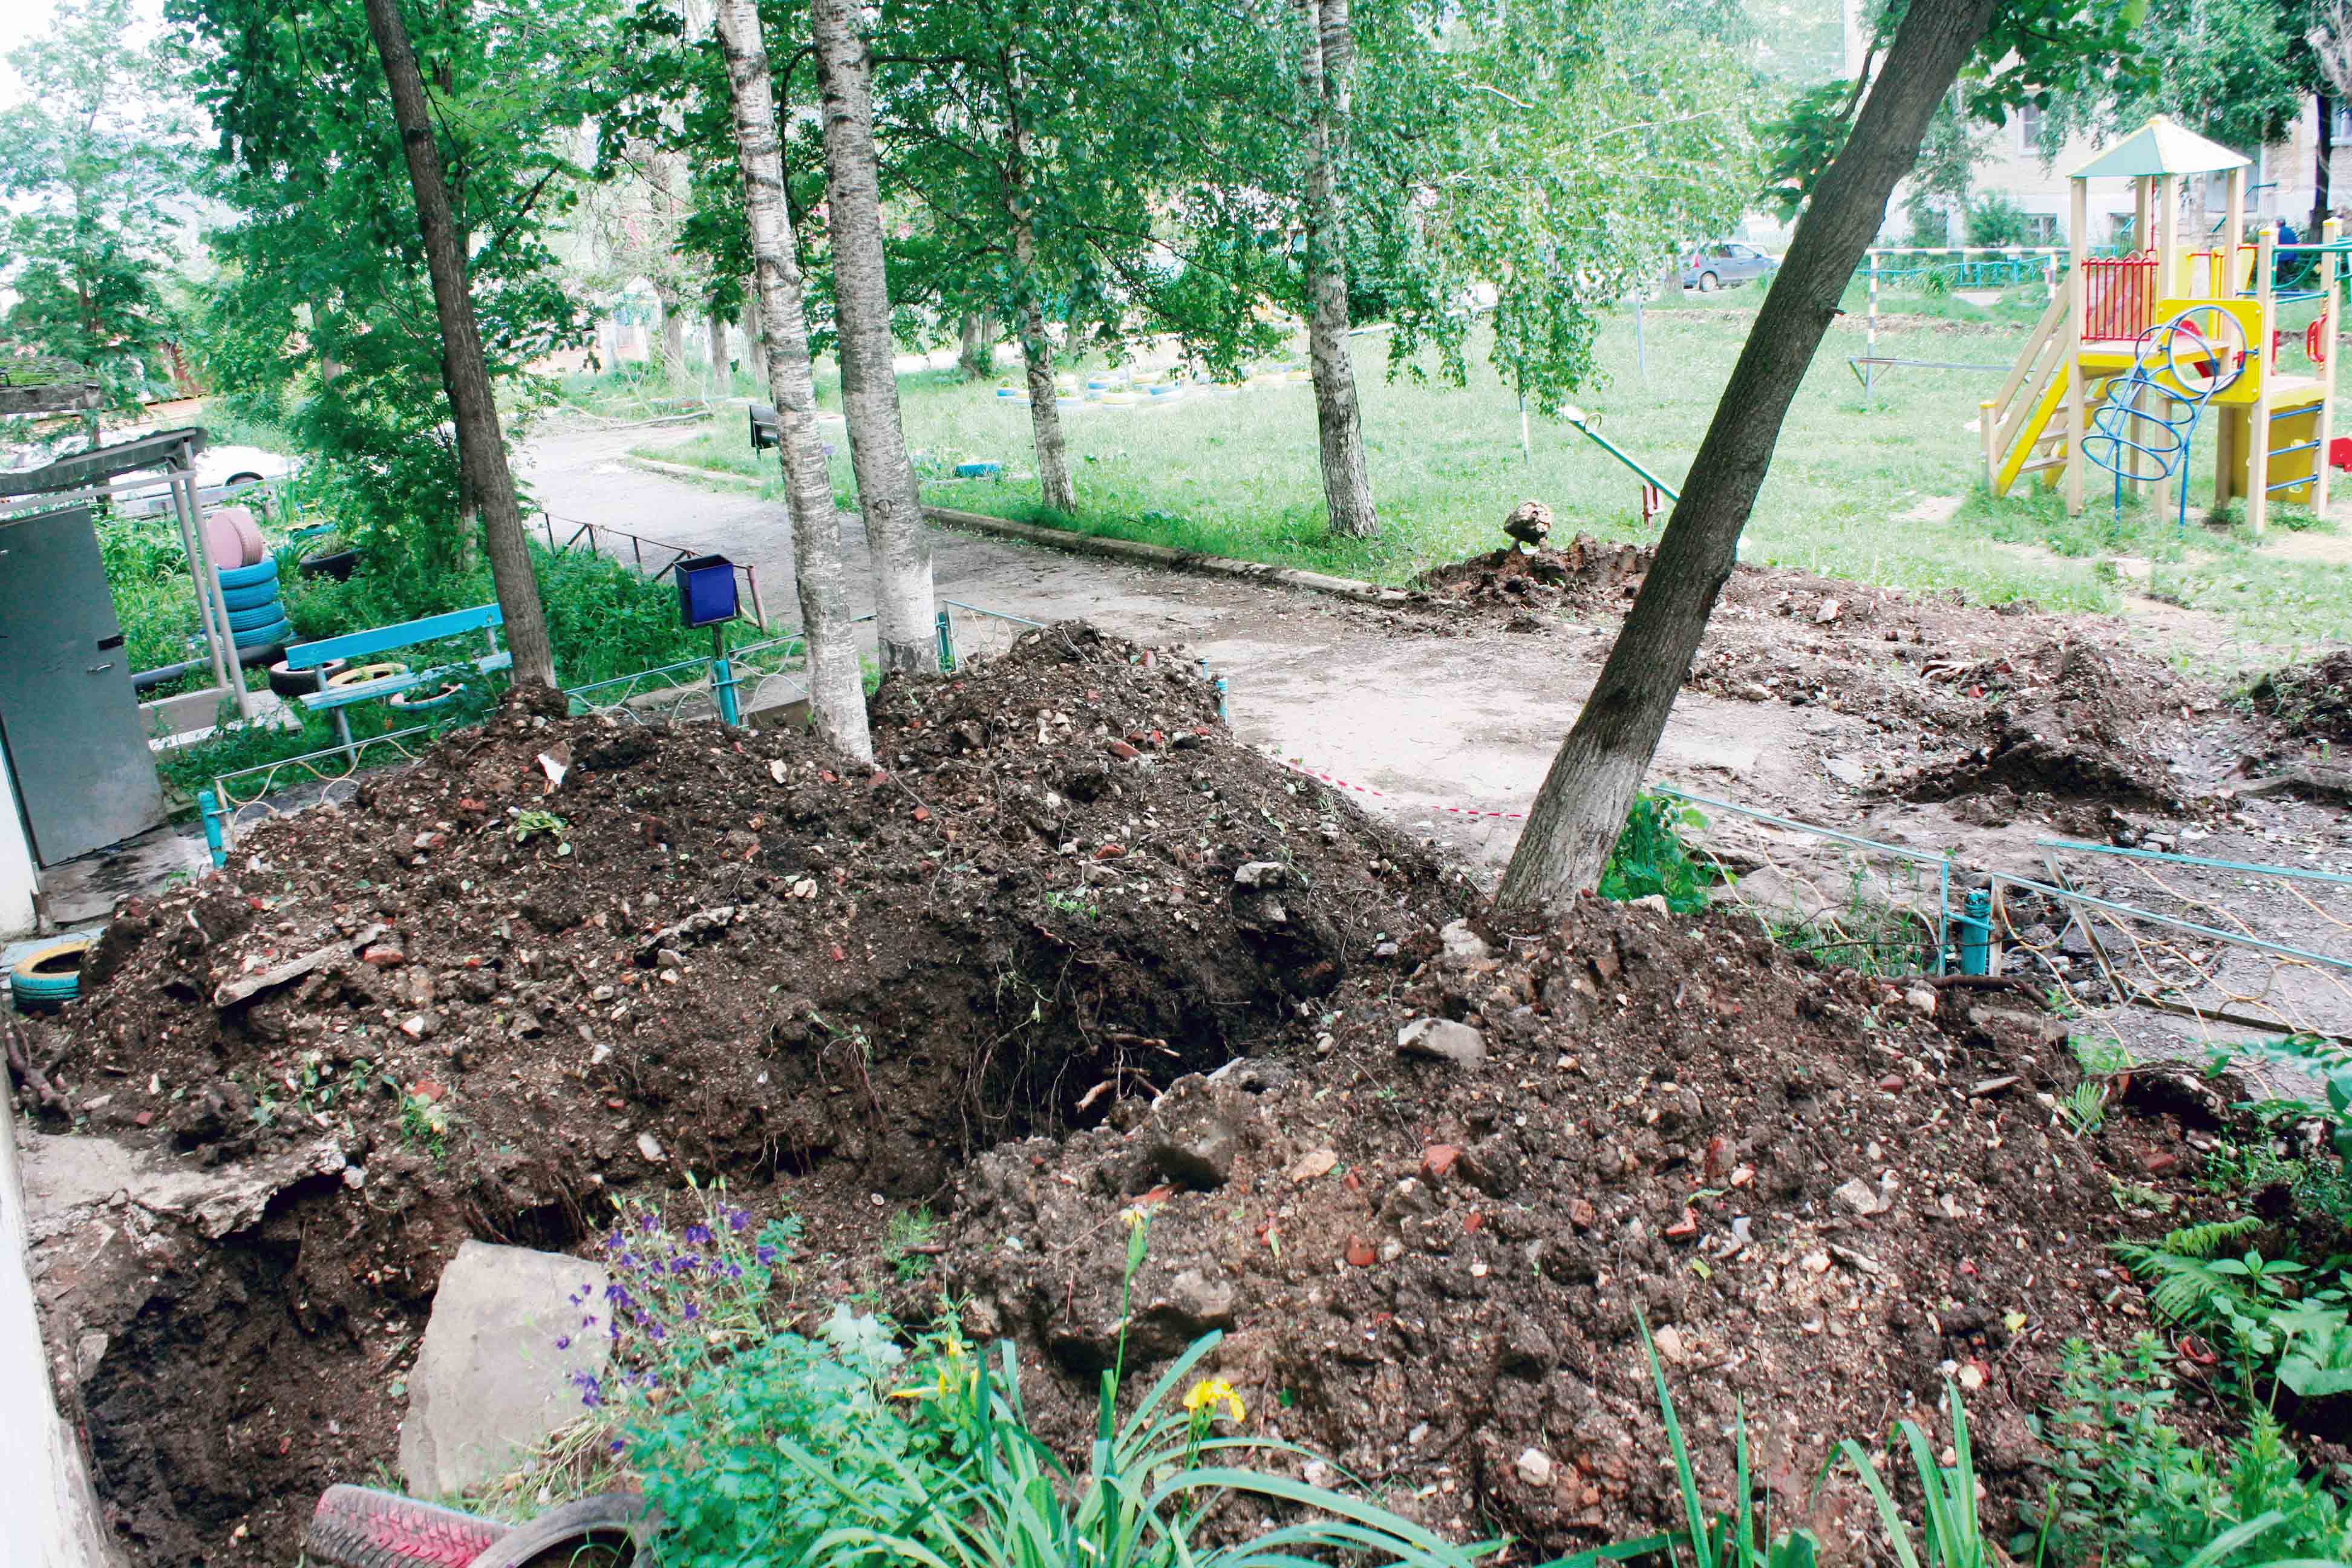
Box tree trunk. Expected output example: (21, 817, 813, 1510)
(659, 302, 687, 382)
(1295, 0, 1377, 540)
(1492, 0, 1998, 915)
(742, 290, 768, 386)
(2317, 95, 2335, 241)
(811, 0, 935, 674)
(715, 0, 874, 763)
(1016, 289, 1076, 512)
(958, 312, 996, 379)
(361, 0, 556, 689)
(707, 305, 730, 382)
(1001, 68, 1076, 516)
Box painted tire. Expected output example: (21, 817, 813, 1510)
(219, 579, 283, 613)
(387, 682, 465, 712)
(302, 1484, 510, 1568)
(328, 662, 410, 689)
(217, 557, 279, 590)
(232, 617, 293, 650)
(10, 938, 91, 1009)
(227, 600, 287, 633)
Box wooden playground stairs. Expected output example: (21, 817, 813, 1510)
(1984, 290, 2095, 496)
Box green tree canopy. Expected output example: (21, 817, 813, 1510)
(0, 0, 199, 415)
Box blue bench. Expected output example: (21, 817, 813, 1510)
(283, 603, 515, 756)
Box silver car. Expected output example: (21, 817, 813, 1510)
(1679, 242, 1779, 292)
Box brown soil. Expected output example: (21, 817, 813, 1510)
(27, 623, 1460, 1567)
(1405, 538, 2233, 822)
(934, 899, 2240, 1558)
(2249, 650, 2352, 751)
(13, 621, 2290, 1568)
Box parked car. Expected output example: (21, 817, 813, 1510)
(115, 442, 304, 518)
(1679, 242, 1780, 292)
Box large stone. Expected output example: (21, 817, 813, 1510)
(1146, 1086, 1241, 1190)
(1397, 1018, 1486, 1070)
(399, 1242, 611, 1500)
(1439, 920, 1492, 962)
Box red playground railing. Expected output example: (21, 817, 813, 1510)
(2083, 254, 2158, 341)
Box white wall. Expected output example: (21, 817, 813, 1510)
(0, 757, 35, 941)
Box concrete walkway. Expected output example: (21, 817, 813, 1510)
(518, 424, 1848, 873)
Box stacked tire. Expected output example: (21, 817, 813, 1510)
(218, 557, 293, 654)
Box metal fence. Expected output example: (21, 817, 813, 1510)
(536, 511, 771, 629)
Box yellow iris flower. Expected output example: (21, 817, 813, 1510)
(1183, 1377, 1245, 1423)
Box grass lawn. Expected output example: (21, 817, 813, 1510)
(635, 284, 2352, 675)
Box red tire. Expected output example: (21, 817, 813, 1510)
(304, 1485, 511, 1568)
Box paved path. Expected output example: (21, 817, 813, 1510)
(518, 423, 1857, 874)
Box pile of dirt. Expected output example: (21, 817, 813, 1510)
(2249, 651, 2352, 750)
(1890, 639, 2201, 822)
(930, 898, 2232, 1558)
(26, 622, 1464, 1566)
(1407, 536, 1655, 630)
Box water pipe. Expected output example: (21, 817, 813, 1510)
(1558, 405, 1681, 503)
(197, 789, 227, 869)
(1953, 888, 1993, 975)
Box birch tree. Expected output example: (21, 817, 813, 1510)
(714, 0, 873, 762)
(811, 0, 935, 673)
(1294, 0, 1377, 538)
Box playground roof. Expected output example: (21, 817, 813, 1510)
(2068, 116, 2250, 180)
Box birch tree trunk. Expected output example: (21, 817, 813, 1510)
(1003, 93, 1076, 515)
(1492, 0, 1999, 914)
(706, 305, 730, 382)
(1295, 0, 1377, 539)
(659, 301, 687, 382)
(714, 0, 874, 762)
(1016, 287, 1076, 513)
(361, 0, 556, 688)
(811, 0, 935, 673)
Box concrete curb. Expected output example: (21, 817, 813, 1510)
(615, 456, 1409, 610)
(617, 455, 766, 491)
(920, 505, 1406, 609)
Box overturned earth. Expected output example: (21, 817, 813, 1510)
(11, 621, 2287, 1566)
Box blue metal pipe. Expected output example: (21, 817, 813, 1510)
(2034, 838, 2352, 888)
(197, 789, 227, 869)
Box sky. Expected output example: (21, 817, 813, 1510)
(0, 0, 169, 109)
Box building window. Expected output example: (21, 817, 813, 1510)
(2336, 102, 2352, 141)
(2018, 101, 2045, 154)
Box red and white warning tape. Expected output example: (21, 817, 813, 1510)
(1265, 750, 1529, 822)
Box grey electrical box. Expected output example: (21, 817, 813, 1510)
(0, 505, 166, 865)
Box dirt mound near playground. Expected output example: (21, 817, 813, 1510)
(2249, 651, 2352, 749)
(1890, 639, 2202, 821)
(930, 897, 2229, 1558)
(1407, 536, 1654, 629)
(26, 622, 1464, 1566)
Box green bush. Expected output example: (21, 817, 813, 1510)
(1965, 192, 2035, 249)
(1599, 792, 1717, 915)
(2025, 1336, 2352, 1568)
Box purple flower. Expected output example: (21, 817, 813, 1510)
(571, 1370, 604, 1408)
(685, 1224, 713, 1247)
(756, 1244, 780, 1266)
(682, 1301, 701, 1322)
(605, 1283, 636, 1308)
(609, 1437, 626, 1455)
(723, 1261, 745, 1279)
(725, 1207, 750, 1233)
(556, 1335, 572, 1350)
(647, 1321, 667, 1342)
(602, 1234, 622, 1254)
(639, 1214, 661, 1233)
(668, 1258, 695, 1277)
(581, 1313, 598, 1328)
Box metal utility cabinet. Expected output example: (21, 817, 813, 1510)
(0, 503, 167, 864)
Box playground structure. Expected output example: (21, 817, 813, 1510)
(1979, 117, 2341, 534)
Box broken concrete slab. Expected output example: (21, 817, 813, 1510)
(400, 1241, 611, 1501)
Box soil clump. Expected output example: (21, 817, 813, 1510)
(932, 897, 2242, 1557)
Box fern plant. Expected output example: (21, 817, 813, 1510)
(2112, 1221, 2352, 1399)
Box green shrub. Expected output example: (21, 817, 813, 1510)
(2025, 1336, 2352, 1568)
(1599, 792, 1717, 915)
